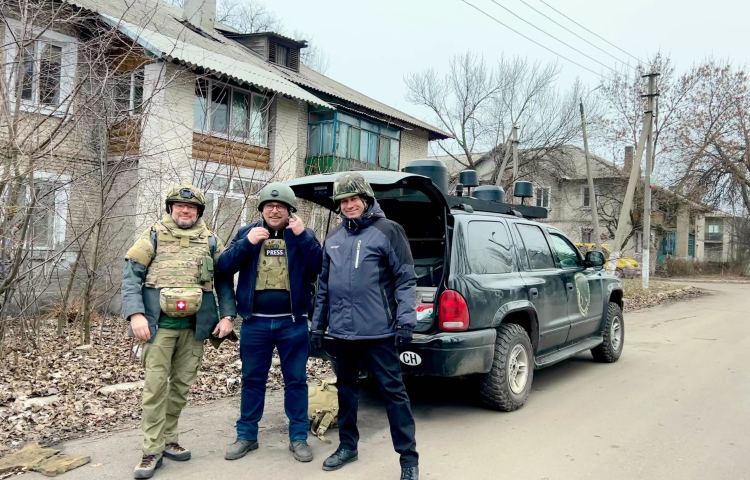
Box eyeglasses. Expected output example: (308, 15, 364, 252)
(263, 203, 287, 212)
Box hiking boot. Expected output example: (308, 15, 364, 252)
(322, 447, 358, 471)
(133, 453, 162, 479)
(400, 466, 419, 480)
(163, 442, 191, 461)
(224, 439, 258, 460)
(289, 440, 313, 462)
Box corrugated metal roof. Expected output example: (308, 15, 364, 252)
(65, 0, 329, 108)
(273, 64, 451, 140)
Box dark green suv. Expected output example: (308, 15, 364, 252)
(289, 170, 624, 411)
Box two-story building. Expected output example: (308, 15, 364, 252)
(0, 0, 448, 309)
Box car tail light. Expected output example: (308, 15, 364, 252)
(438, 289, 469, 331)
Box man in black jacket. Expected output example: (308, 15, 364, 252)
(217, 182, 322, 463)
(311, 173, 419, 480)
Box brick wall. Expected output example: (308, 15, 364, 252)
(399, 128, 429, 169)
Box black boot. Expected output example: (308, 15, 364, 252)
(400, 466, 419, 480)
(322, 447, 358, 471)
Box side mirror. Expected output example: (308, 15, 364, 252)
(584, 250, 605, 269)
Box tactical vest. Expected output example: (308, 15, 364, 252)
(255, 238, 290, 291)
(144, 220, 214, 291)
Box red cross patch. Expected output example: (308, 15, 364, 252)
(176, 300, 187, 311)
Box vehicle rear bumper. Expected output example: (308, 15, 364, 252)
(403, 329, 497, 376)
(313, 329, 497, 377)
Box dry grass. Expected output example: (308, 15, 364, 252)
(622, 279, 703, 311)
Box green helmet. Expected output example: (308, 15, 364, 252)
(333, 172, 375, 202)
(165, 184, 206, 217)
(258, 182, 298, 212)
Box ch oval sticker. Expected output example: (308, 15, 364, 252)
(399, 351, 422, 366)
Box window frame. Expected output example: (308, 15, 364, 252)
(548, 231, 583, 269)
(307, 110, 402, 170)
(466, 220, 516, 274)
(535, 186, 551, 209)
(193, 78, 269, 147)
(27, 171, 71, 251)
(114, 69, 144, 116)
(195, 172, 264, 242)
(515, 223, 557, 271)
(4, 20, 78, 116)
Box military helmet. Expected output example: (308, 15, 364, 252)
(165, 184, 206, 217)
(332, 172, 375, 202)
(257, 182, 298, 213)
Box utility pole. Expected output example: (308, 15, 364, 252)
(611, 74, 656, 276)
(580, 99, 601, 249)
(642, 73, 659, 289)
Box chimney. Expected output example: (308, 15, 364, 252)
(623, 146, 633, 176)
(184, 0, 216, 31)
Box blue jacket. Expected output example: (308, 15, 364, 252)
(216, 220, 322, 320)
(311, 201, 417, 339)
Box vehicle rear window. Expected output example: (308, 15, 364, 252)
(516, 224, 556, 270)
(467, 221, 514, 274)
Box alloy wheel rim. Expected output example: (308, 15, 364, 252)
(611, 316, 622, 351)
(508, 344, 529, 394)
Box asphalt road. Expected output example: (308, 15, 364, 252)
(29, 281, 750, 480)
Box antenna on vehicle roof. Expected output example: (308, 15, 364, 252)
(459, 170, 478, 197)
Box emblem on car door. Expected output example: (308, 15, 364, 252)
(399, 351, 422, 366)
(574, 272, 591, 316)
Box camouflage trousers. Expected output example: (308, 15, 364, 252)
(141, 328, 204, 455)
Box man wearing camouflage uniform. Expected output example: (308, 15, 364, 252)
(122, 184, 236, 479)
(311, 173, 420, 480)
(217, 182, 322, 463)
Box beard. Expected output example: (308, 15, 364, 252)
(175, 217, 197, 229)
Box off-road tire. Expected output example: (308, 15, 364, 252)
(479, 323, 534, 411)
(591, 302, 624, 363)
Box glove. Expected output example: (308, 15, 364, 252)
(395, 328, 413, 348)
(310, 330, 324, 351)
(209, 329, 238, 349)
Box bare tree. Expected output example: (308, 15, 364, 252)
(406, 52, 500, 169)
(669, 61, 750, 214)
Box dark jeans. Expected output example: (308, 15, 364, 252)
(237, 315, 309, 442)
(334, 338, 418, 468)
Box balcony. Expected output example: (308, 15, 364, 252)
(705, 232, 723, 242)
(305, 156, 393, 175)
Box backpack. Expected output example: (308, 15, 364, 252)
(308, 379, 338, 442)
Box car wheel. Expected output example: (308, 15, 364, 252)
(591, 302, 624, 363)
(479, 323, 534, 412)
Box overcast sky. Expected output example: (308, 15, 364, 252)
(265, 0, 747, 152)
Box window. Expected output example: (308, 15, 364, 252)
(706, 223, 722, 241)
(582, 186, 591, 207)
(114, 69, 144, 115)
(516, 224, 555, 270)
(25, 172, 70, 250)
(4, 22, 77, 115)
(196, 173, 263, 243)
(535, 186, 550, 209)
(307, 110, 401, 170)
(581, 227, 593, 243)
(467, 221, 515, 274)
(275, 44, 290, 67)
(549, 233, 581, 268)
(194, 78, 267, 146)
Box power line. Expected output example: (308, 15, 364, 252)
(538, 0, 643, 65)
(460, 0, 605, 79)
(518, 0, 630, 67)
(488, 0, 618, 74)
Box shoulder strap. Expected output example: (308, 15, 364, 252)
(150, 226, 158, 258)
(208, 234, 217, 257)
